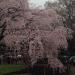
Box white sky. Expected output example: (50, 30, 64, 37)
(29, 0, 57, 9)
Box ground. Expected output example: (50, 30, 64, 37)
(70, 65, 75, 75)
(0, 64, 75, 75)
(0, 64, 30, 75)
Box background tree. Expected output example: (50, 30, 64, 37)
(0, 0, 30, 64)
(45, 0, 75, 29)
(28, 8, 73, 72)
(57, 0, 75, 56)
(44, 0, 75, 56)
(0, 8, 6, 56)
(0, 0, 73, 73)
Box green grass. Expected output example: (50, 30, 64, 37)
(11, 73, 30, 75)
(0, 64, 28, 75)
(20, 74, 30, 75)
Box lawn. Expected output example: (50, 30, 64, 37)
(0, 64, 29, 75)
(18, 74, 30, 75)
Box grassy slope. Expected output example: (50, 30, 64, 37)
(0, 64, 28, 75)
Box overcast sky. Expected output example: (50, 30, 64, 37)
(29, 0, 57, 9)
